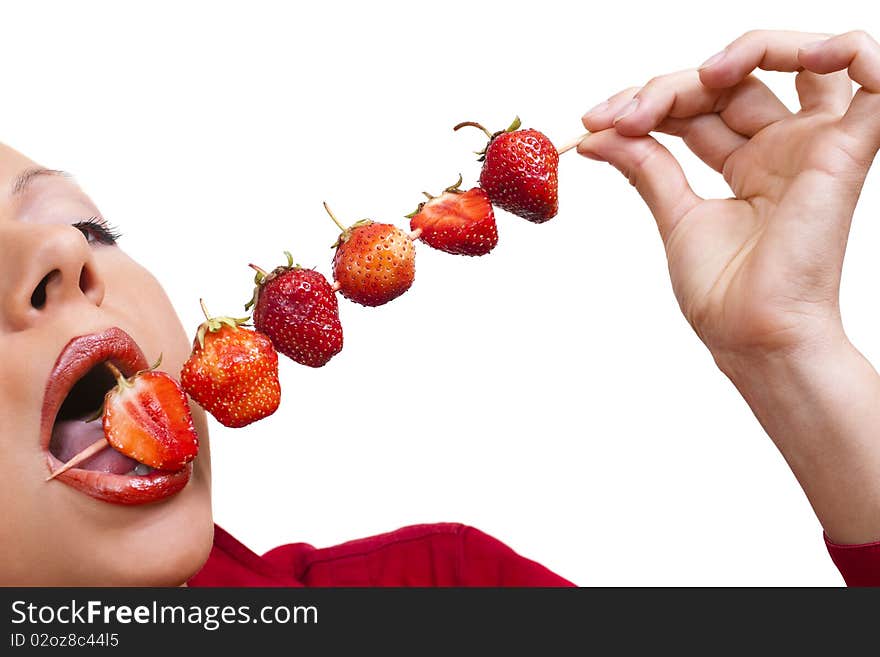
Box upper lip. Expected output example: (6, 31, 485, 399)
(40, 326, 148, 452)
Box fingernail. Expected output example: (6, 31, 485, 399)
(583, 100, 610, 119)
(699, 50, 726, 69)
(612, 98, 639, 124)
(799, 38, 829, 53)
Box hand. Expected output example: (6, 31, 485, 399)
(579, 30, 880, 367)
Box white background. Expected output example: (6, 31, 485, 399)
(3, 0, 878, 586)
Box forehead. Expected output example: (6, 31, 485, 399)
(0, 143, 42, 184)
(0, 143, 91, 222)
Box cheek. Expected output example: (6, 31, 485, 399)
(102, 255, 190, 364)
(105, 255, 213, 459)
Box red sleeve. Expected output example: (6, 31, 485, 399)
(825, 533, 880, 586)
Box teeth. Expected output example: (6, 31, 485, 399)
(133, 463, 152, 476)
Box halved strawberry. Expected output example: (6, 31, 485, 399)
(103, 363, 199, 471)
(407, 176, 498, 256)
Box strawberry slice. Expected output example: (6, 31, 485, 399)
(408, 180, 498, 257)
(103, 364, 199, 471)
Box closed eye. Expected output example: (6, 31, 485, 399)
(73, 217, 121, 245)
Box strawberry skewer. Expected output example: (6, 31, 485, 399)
(556, 132, 590, 156)
(45, 437, 109, 481)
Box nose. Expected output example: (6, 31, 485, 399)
(0, 222, 106, 331)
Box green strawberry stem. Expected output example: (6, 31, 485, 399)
(406, 174, 464, 219)
(45, 437, 109, 481)
(83, 404, 104, 423)
(556, 131, 590, 156)
(196, 299, 249, 347)
(80, 359, 141, 425)
(246, 253, 299, 311)
(454, 117, 521, 160)
(249, 264, 269, 280)
(453, 121, 493, 139)
(323, 202, 347, 232)
(105, 362, 132, 389)
(104, 356, 162, 387)
(453, 117, 521, 138)
(444, 173, 464, 193)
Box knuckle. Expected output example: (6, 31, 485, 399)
(631, 139, 664, 171)
(849, 29, 878, 49)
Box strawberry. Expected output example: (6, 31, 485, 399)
(180, 300, 281, 428)
(454, 116, 559, 223)
(103, 361, 199, 471)
(325, 203, 416, 307)
(246, 252, 343, 368)
(407, 175, 498, 256)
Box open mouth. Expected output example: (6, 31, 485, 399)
(42, 327, 192, 505)
(49, 362, 154, 476)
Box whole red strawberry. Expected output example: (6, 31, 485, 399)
(180, 300, 281, 428)
(103, 361, 199, 471)
(246, 252, 343, 368)
(454, 116, 559, 223)
(407, 175, 498, 257)
(325, 203, 416, 307)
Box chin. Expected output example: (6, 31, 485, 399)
(91, 463, 215, 586)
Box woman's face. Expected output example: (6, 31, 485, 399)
(0, 143, 213, 585)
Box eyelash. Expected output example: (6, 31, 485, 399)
(72, 217, 121, 245)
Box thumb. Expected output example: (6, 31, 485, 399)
(577, 129, 701, 244)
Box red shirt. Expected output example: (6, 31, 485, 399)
(188, 523, 574, 586)
(187, 523, 880, 586)
(825, 534, 880, 586)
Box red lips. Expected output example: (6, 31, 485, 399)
(42, 327, 193, 505)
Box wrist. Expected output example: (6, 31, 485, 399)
(710, 321, 852, 391)
(711, 326, 880, 544)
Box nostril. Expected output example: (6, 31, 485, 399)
(31, 269, 60, 309)
(79, 265, 93, 296)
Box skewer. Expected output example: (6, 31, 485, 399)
(45, 437, 109, 481)
(556, 132, 590, 156)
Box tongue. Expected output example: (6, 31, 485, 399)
(50, 419, 138, 475)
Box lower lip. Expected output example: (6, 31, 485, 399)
(46, 453, 192, 505)
(42, 327, 194, 506)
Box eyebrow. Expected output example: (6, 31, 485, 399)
(12, 168, 70, 195)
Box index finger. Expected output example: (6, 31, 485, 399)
(699, 29, 832, 88)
